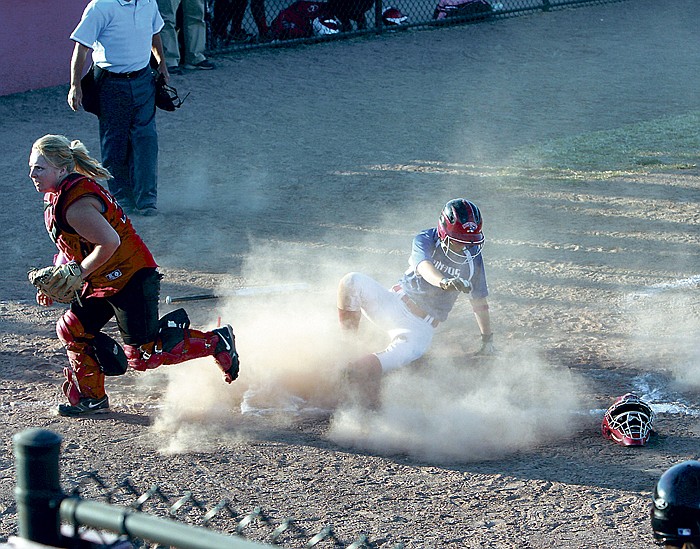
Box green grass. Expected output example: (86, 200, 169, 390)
(509, 111, 700, 177)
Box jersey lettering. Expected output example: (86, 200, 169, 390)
(432, 260, 463, 277)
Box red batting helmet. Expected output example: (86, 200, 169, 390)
(437, 198, 484, 263)
(601, 393, 655, 446)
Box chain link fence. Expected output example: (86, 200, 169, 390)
(191, 0, 628, 52)
(11, 429, 401, 549)
(65, 471, 396, 548)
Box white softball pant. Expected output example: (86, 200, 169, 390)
(337, 272, 434, 372)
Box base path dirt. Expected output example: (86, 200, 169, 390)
(1, 1, 699, 547)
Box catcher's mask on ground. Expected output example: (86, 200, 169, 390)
(601, 392, 655, 446)
(651, 460, 700, 545)
(437, 198, 484, 263)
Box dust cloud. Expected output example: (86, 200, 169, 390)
(329, 346, 586, 462)
(623, 287, 700, 390)
(150, 206, 587, 461)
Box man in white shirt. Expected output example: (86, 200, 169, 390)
(68, 0, 169, 217)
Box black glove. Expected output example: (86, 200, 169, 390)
(439, 277, 471, 293)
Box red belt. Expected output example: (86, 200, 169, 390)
(391, 284, 439, 328)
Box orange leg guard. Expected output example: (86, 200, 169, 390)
(56, 311, 106, 405)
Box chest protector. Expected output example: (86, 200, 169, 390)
(44, 173, 157, 297)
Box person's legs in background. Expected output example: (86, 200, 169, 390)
(157, 0, 183, 70)
(182, 0, 215, 69)
(249, 0, 269, 40)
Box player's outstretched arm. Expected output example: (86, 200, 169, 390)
(472, 298, 495, 356)
(416, 260, 446, 287)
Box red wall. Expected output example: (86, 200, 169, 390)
(0, 0, 88, 96)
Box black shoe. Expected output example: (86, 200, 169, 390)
(167, 65, 183, 76)
(228, 30, 254, 43)
(213, 325, 239, 383)
(137, 206, 158, 217)
(58, 395, 109, 417)
(184, 59, 215, 70)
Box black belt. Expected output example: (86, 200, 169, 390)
(99, 66, 150, 79)
(391, 284, 439, 328)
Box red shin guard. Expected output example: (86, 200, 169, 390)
(56, 311, 106, 404)
(124, 328, 218, 371)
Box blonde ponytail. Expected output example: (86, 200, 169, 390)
(32, 134, 112, 181)
(68, 139, 112, 180)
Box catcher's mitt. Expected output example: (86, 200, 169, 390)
(28, 261, 84, 304)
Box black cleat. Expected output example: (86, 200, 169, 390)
(58, 395, 109, 417)
(213, 324, 240, 383)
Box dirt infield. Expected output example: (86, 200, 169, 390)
(2, 0, 700, 547)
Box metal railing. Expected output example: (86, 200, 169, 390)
(13, 429, 270, 549)
(11, 428, 401, 549)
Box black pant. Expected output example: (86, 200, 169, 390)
(211, 0, 267, 36)
(71, 268, 161, 347)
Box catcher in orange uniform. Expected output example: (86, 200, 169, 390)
(27, 134, 239, 417)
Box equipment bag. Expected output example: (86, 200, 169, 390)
(433, 0, 493, 20)
(80, 64, 101, 116)
(271, 1, 335, 39)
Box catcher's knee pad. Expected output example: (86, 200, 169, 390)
(159, 308, 191, 330)
(93, 332, 128, 376)
(124, 308, 192, 370)
(56, 310, 87, 348)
